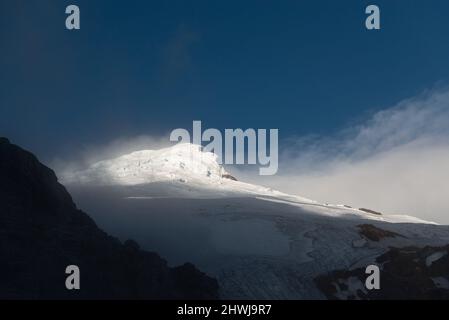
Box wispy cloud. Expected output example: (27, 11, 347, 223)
(240, 87, 449, 224)
(52, 134, 172, 174)
(159, 24, 199, 83)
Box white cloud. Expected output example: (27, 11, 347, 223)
(239, 88, 449, 224)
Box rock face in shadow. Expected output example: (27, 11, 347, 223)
(0, 137, 218, 299)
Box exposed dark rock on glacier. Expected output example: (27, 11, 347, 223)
(315, 245, 449, 299)
(221, 173, 237, 181)
(0, 137, 218, 299)
(358, 208, 382, 216)
(357, 224, 403, 242)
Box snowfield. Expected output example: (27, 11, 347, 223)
(63, 143, 433, 224)
(62, 143, 449, 299)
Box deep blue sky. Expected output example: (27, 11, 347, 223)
(2, 0, 449, 160)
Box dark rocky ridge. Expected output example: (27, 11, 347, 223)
(0, 137, 218, 299)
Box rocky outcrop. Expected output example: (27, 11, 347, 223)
(0, 138, 218, 299)
(357, 224, 403, 242)
(221, 173, 237, 181)
(315, 245, 449, 299)
(359, 208, 382, 216)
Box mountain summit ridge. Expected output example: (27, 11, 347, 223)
(63, 143, 230, 185)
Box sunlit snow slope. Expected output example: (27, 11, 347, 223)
(63, 143, 430, 224)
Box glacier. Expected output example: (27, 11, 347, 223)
(62, 142, 449, 299)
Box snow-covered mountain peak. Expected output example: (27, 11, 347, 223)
(63, 143, 232, 186)
(62, 142, 318, 202)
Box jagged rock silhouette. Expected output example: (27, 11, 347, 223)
(0, 137, 218, 299)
